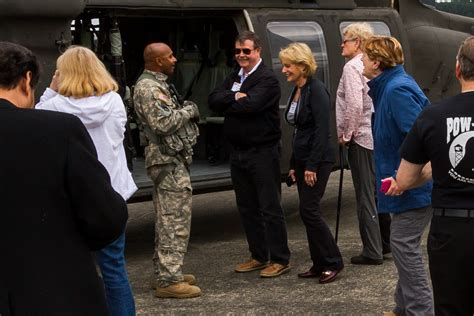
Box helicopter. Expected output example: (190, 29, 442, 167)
(0, 0, 472, 200)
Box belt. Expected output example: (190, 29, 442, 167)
(232, 143, 277, 152)
(433, 208, 474, 218)
(232, 145, 255, 151)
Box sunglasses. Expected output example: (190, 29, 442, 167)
(234, 48, 253, 55)
(342, 38, 358, 45)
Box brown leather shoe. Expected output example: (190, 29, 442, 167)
(155, 282, 201, 299)
(319, 266, 343, 284)
(235, 259, 268, 273)
(259, 263, 291, 278)
(151, 274, 197, 289)
(297, 267, 322, 278)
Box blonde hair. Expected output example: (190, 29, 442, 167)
(279, 42, 317, 77)
(363, 36, 404, 70)
(57, 46, 118, 98)
(343, 23, 374, 47)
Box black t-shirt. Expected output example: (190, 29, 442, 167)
(400, 91, 474, 209)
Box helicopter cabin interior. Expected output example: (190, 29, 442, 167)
(69, 4, 399, 197)
(71, 10, 246, 194)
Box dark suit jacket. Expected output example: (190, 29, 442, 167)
(284, 77, 335, 171)
(0, 99, 128, 316)
(208, 61, 281, 148)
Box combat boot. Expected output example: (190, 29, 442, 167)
(155, 282, 201, 298)
(150, 274, 197, 289)
(183, 274, 197, 285)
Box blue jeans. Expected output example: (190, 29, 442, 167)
(96, 233, 136, 316)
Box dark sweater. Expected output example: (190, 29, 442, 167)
(208, 61, 281, 148)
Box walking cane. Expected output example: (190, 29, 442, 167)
(335, 145, 344, 244)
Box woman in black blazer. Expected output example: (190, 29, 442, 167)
(279, 42, 344, 284)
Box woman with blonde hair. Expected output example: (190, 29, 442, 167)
(36, 45, 137, 316)
(279, 42, 344, 284)
(363, 36, 433, 316)
(336, 23, 388, 266)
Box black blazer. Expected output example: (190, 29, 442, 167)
(285, 77, 335, 171)
(208, 61, 281, 148)
(0, 99, 128, 316)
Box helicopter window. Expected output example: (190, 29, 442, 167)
(266, 21, 329, 101)
(71, 18, 100, 51)
(339, 21, 391, 36)
(419, 0, 474, 18)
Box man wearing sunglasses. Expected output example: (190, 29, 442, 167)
(209, 31, 291, 278)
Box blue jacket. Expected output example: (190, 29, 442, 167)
(368, 65, 432, 213)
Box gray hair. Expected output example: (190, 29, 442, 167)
(343, 22, 374, 46)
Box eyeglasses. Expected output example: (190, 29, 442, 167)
(342, 38, 358, 45)
(234, 48, 253, 55)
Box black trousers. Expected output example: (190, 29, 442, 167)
(373, 188, 392, 253)
(230, 144, 290, 265)
(378, 213, 391, 253)
(295, 162, 343, 271)
(428, 215, 474, 316)
(348, 142, 383, 259)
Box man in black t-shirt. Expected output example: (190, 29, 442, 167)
(386, 36, 474, 316)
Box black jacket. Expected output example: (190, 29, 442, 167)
(285, 77, 335, 171)
(208, 61, 281, 148)
(0, 99, 128, 316)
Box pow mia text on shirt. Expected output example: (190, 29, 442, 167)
(446, 116, 474, 183)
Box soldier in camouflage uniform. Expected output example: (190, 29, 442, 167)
(133, 42, 201, 298)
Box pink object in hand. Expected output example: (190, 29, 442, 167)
(380, 179, 392, 193)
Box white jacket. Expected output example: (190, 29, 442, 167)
(36, 88, 137, 200)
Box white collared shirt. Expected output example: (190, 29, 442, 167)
(238, 58, 262, 83)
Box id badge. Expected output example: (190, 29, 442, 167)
(289, 101, 298, 115)
(231, 82, 241, 92)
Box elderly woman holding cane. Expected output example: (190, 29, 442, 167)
(280, 42, 344, 284)
(336, 22, 388, 265)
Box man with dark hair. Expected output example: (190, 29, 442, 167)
(0, 41, 128, 315)
(388, 36, 474, 316)
(0, 42, 40, 103)
(209, 31, 291, 277)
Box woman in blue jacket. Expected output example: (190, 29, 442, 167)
(362, 36, 433, 316)
(279, 43, 344, 284)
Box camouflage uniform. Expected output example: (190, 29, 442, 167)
(133, 69, 199, 287)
